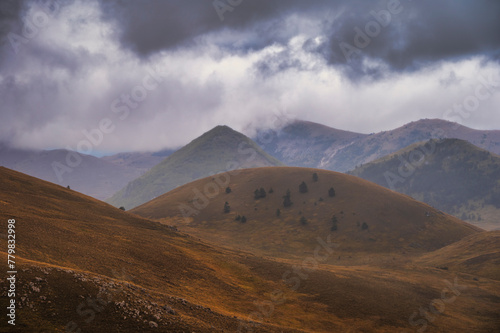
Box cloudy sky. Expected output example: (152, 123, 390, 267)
(1, 0, 499, 155)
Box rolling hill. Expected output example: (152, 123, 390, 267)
(1, 167, 499, 332)
(0, 145, 144, 200)
(259, 119, 500, 172)
(349, 139, 500, 230)
(131, 167, 480, 261)
(416, 231, 500, 281)
(107, 125, 284, 210)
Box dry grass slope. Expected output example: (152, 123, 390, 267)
(1, 167, 499, 332)
(132, 167, 480, 261)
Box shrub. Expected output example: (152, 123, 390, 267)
(235, 215, 241, 221)
(299, 181, 308, 193)
(300, 216, 307, 225)
(268, 187, 274, 194)
(328, 187, 336, 197)
(119, 206, 125, 211)
(361, 222, 368, 230)
(241, 216, 247, 223)
(225, 187, 232, 194)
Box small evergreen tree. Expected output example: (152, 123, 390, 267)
(119, 206, 125, 211)
(225, 187, 232, 194)
(241, 216, 247, 223)
(254, 189, 260, 200)
(276, 208, 281, 217)
(299, 181, 308, 193)
(361, 222, 368, 230)
(268, 187, 274, 194)
(235, 215, 241, 221)
(283, 189, 293, 207)
(328, 187, 336, 197)
(300, 216, 307, 225)
(67, 185, 70, 189)
(331, 215, 338, 231)
(259, 187, 266, 199)
(224, 201, 230, 213)
(312, 172, 318, 182)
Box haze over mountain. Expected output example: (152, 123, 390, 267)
(2, 167, 499, 332)
(259, 119, 500, 172)
(132, 167, 480, 261)
(108, 126, 283, 210)
(349, 139, 500, 231)
(101, 148, 176, 174)
(0, 146, 143, 200)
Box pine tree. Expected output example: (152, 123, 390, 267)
(312, 172, 318, 182)
(283, 189, 293, 207)
(299, 181, 308, 193)
(259, 187, 266, 199)
(331, 215, 338, 231)
(241, 216, 247, 223)
(300, 216, 307, 225)
(225, 187, 232, 194)
(328, 187, 336, 197)
(276, 208, 281, 217)
(223, 201, 230, 213)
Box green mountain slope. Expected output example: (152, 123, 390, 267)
(107, 125, 283, 209)
(349, 139, 500, 230)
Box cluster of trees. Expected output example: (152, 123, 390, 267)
(235, 215, 247, 223)
(254, 187, 267, 200)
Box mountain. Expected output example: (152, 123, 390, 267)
(349, 139, 500, 230)
(2, 167, 500, 332)
(259, 119, 500, 172)
(101, 148, 176, 173)
(255, 120, 366, 168)
(0, 146, 143, 200)
(107, 125, 284, 210)
(131, 166, 480, 261)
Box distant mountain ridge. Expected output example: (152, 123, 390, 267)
(258, 119, 500, 172)
(0, 146, 143, 200)
(349, 138, 500, 230)
(107, 125, 284, 209)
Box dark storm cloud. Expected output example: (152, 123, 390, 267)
(98, 0, 500, 76)
(96, 0, 340, 56)
(323, 0, 500, 75)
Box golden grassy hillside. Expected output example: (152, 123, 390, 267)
(416, 231, 500, 281)
(1, 167, 499, 332)
(132, 167, 481, 261)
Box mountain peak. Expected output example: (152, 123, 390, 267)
(107, 126, 283, 209)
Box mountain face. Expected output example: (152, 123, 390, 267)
(107, 125, 284, 209)
(0, 146, 143, 200)
(259, 119, 500, 172)
(101, 148, 176, 173)
(349, 139, 500, 231)
(131, 166, 480, 260)
(255, 120, 366, 168)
